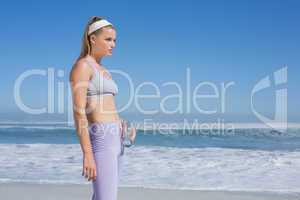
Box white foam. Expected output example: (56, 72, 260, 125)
(0, 144, 299, 192)
(1, 121, 300, 131)
(119, 146, 300, 192)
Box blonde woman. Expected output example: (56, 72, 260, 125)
(70, 16, 135, 200)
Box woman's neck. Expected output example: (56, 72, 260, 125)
(88, 53, 102, 64)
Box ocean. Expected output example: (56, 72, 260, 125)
(0, 122, 300, 193)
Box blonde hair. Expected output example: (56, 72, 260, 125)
(78, 16, 114, 60)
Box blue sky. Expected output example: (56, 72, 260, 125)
(0, 0, 299, 122)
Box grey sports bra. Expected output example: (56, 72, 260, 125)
(85, 60, 118, 97)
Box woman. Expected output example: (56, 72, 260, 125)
(69, 16, 135, 200)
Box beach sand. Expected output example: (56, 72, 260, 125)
(0, 183, 299, 200)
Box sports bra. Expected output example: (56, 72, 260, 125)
(85, 60, 118, 97)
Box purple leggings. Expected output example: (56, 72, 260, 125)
(88, 121, 123, 200)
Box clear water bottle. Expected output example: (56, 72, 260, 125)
(120, 119, 136, 155)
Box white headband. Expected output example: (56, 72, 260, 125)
(88, 19, 113, 35)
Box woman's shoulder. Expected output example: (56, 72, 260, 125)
(70, 57, 92, 81)
(73, 57, 91, 70)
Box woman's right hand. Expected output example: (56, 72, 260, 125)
(82, 153, 97, 181)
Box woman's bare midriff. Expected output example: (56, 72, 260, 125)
(86, 95, 120, 125)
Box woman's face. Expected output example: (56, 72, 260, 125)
(90, 27, 117, 56)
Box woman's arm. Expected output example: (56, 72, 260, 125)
(70, 60, 92, 155)
(69, 60, 96, 181)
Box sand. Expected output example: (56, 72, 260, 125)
(0, 183, 299, 200)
